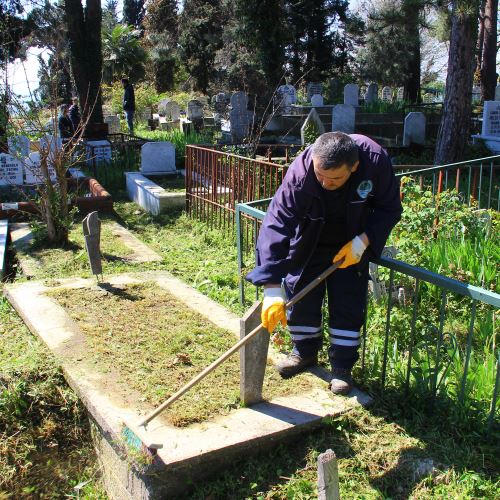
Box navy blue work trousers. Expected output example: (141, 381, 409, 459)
(285, 256, 369, 370)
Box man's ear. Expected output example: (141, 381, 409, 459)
(351, 160, 360, 173)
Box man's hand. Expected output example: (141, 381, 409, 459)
(261, 287, 287, 333)
(333, 235, 368, 268)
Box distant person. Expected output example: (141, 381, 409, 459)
(68, 96, 81, 132)
(58, 104, 74, 140)
(121, 78, 135, 135)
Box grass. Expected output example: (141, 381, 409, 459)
(47, 282, 319, 427)
(0, 296, 106, 498)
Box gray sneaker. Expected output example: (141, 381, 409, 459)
(329, 367, 353, 395)
(276, 354, 318, 378)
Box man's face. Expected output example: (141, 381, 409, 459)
(313, 158, 359, 191)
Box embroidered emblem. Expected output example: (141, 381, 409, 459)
(357, 180, 373, 199)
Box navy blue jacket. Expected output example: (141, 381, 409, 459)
(246, 134, 402, 292)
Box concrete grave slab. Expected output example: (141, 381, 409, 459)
(9, 222, 38, 279)
(140, 142, 176, 174)
(125, 172, 185, 215)
(4, 271, 371, 499)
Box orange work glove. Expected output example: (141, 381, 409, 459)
(261, 287, 287, 333)
(333, 235, 367, 269)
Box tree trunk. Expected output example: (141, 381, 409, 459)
(65, 0, 103, 124)
(476, 0, 486, 72)
(480, 0, 498, 101)
(434, 2, 479, 165)
(403, 1, 421, 103)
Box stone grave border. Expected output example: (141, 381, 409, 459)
(4, 270, 370, 499)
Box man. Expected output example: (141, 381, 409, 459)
(57, 104, 74, 140)
(121, 78, 135, 134)
(68, 96, 81, 132)
(246, 132, 402, 394)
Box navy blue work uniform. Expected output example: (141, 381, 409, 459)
(246, 134, 402, 370)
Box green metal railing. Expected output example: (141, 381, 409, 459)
(236, 200, 499, 427)
(395, 155, 500, 210)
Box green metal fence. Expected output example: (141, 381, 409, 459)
(236, 200, 499, 428)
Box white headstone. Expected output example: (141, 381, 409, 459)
(140, 141, 176, 173)
(403, 112, 426, 146)
(104, 115, 121, 134)
(495, 85, 500, 101)
(158, 98, 170, 116)
(164, 101, 180, 121)
(396, 87, 404, 101)
(332, 104, 355, 134)
(307, 82, 323, 101)
(85, 140, 112, 166)
(8, 135, 30, 159)
(187, 100, 204, 120)
(24, 152, 57, 184)
(343, 84, 359, 107)
(300, 108, 325, 145)
(381, 86, 392, 102)
(311, 94, 324, 107)
(0, 153, 23, 185)
(481, 101, 500, 136)
(365, 83, 378, 104)
(276, 84, 297, 114)
(423, 93, 434, 104)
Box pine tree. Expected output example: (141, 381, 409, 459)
(143, 0, 178, 92)
(179, 0, 223, 93)
(122, 0, 145, 29)
(480, 0, 497, 101)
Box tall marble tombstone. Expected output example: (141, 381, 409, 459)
(229, 91, 252, 141)
(332, 104, 355, 134)
(344, 84, 359, 106)
(365, 83, 378, 104)
(403, 112, 426, 146)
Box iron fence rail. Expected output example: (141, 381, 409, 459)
(235, 199, 499, 428)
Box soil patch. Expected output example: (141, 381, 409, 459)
(47, 282, 320, 427)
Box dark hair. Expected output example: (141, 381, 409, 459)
(312, 132, 359, 170)
(121, 78, 129, 84)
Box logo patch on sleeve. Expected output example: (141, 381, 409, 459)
(357, 179, 373, 199)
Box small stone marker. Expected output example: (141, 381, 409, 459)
(301, 108, 326, 145)
(365, 83, 378, 104)
(397, 87, 404, 101)
(8, 135, 30, 159)
(307, 82, 323, 102)
(24, 152, 57, 184)
(85, 140, 112, 166)
(140, 141, 176, 174)
(343, 84, 359, 106)
(311, 94, 324, 107)
(0, 153, 23, 186)
(239, 301, 269, 405)
(82, 211, 103, 279)
(332, 104, 355, 134)
(403, 112, 426, 146)
(381, 86, 392, 102)
(104, 115, 121, 134)
(317, 449, 340, 500)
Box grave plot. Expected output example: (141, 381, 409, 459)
(5, 271, 370, 499)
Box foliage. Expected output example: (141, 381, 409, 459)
(178, 0, 223, 93)
(102, 81, 158, 116)
(122, 0, 145, 29)
(102, 24, 147, 84)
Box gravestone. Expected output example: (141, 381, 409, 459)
(229, 91, 252, 141)
(328, 78, 340, 102)
(276, 84, 297, 114)
(0, 153, 23, 186)
(300, 108, 325, 145)
(214, 93, 229, 114)
(164, 101, 180, 122)
(187, 100, 204, 121)
(317, 449, 340, 500)
(307, 82, 323, 101)
(158, 98, 171, 116)
(39, 135, 62, 162)
(381, 86, 392, 102)
(8, 135, 30, 159)
(481, 101, 500, 136)
(423, 93, 434, 104)
(85, 140, 112, 166)
(140, 141, 176, 174)
(24, 152, 57, 184)
(104, 115, 121, 135)
(403, 112, 426, 146)
(82, 211, 103, 280)
(332, 104, 355, 134)
(365, 83, 378, 104)
(343, 84, 359, 106)
(472, 86, 481, 102)
(495, 85, 500, 101)
(311, 94, 324, 107)
(239, 301, 269, 405)
(396, 87, 404, 101)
